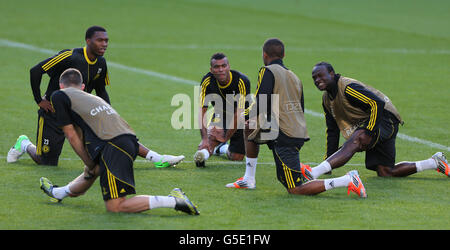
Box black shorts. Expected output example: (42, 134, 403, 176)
(98, 135, 139, 201)
(271, 143, 305, 189)
(362, 111, 400, 171)
(228, 129, 245, 155)
(36, 109, 65, 166)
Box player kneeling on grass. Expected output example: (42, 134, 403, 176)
(226, 38, 367, 198)
(193, 53, 251, 167)
(300, 62, 449, 181)
(39, 68, 199, 214)
(7, 25, 179, 168)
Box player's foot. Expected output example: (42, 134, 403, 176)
(347, 170, 367, 198)
(6, 135, 29, 163)
(300, 163, 313, 182)
(432, 152, 449, 177)
(225, 177, 256, 189)
(193, 150, 206, 168)
(168, 188, 199, 215)
(154, 155, 185, 168)
(39, 177, 62, 203)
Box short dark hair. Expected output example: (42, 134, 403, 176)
(85, 25, 106, 40)
(59, 68, 83, 87)
(263, 38, 284, 58)
(210, 52, 227, 65)
(314, 61, 335, 73)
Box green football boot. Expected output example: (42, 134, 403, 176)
(154, 155, 185, 168)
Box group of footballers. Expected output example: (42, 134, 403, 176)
(194, 39, 448, 197)
(6, 26, 449, 215)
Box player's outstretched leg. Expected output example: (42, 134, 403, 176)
(289, 169, 367, 198)
(140, 143, 185, 168)
(106, 188, 200, 214)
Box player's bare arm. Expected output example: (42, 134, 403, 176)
(62, 124, 95, 169)
(198, 106, 209, 149)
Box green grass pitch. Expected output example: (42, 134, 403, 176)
(0, 0, 448, 230)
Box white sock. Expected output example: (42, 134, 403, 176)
(219, 144, 229, 155)
(415, 158, 437, 172)
(324, 175, 351, 190)
(213, 143, 228, 155)
(199, 148, 210, 161)
(243, 157, 257, 182)
(148, 196, 176, 210)
(20, 139, 32, 152)
(146, 150, 162, 162)
(311, 161, 332, 179)
(52, 185, 72, 200)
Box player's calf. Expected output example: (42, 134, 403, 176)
(226, 151, 244, 161)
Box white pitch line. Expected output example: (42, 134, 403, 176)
(1, 38, 448, 152)
(107, 44, 450, 55)
(108, 61, 198, 85)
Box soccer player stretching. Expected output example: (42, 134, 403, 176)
(7, 26, 183, 168)
(301, 62, 448, 180)
(39, 68, 199, 214)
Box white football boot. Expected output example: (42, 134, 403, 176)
(432, 152, 449, 177)
(154, 155, 185, 168)
(7, 135, 30, 163)
(225, 177, 256, 189)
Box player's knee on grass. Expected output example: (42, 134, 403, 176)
(227, 151, 244, 161)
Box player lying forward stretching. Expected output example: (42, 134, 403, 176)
(39, 68, 199, 214)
